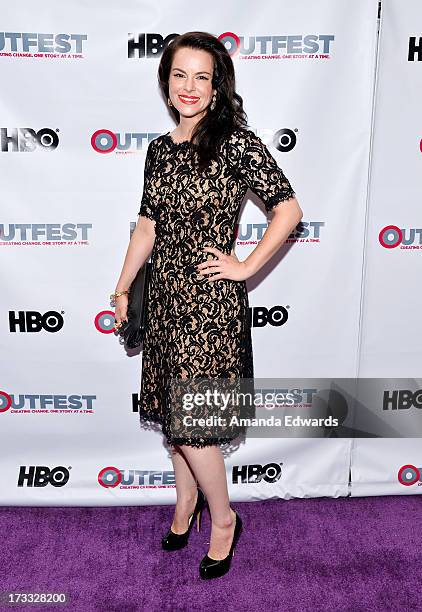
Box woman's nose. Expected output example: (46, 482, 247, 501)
(185, 77, 195, 91)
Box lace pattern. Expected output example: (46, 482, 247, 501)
(137, 128, 295, 448)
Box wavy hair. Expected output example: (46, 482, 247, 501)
(157, 31, 248, 172)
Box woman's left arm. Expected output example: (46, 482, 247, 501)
(199, 196, 302, 281)
(198, 128, 303, 282)
(242, 196, 303, 277)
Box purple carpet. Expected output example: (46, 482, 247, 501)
(0, 495, 421, 611)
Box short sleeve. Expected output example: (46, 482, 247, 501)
(138, 138, 158, 221)
(226, 129, 296, 212)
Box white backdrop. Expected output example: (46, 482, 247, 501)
(351, 0, 422, 496)
(1, 0, 419, 505)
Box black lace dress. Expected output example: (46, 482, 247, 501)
(137, 127, 296, 448)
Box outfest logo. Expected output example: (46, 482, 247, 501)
(0, 223, 92, 246)
(95, 310, 118, 334)
(235, 220, 323, 246)
(0, 390, 96, 414)
(379, 225, 422, 249)
(128, 32, 335, 59)
(397, 464, 422, 486)
(0, 32, 87, 58)
(217, 31, 334, 59)
(91, 129, 156, 155)
(98, 467, 176, 489)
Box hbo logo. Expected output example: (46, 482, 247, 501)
(249, 306, 288, 328)
(232, 462, 283, 484)
(1, 128, 59, 152)
(9, 310, 64, 333)
(17, 466, 70, 487)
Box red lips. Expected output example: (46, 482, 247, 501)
(178, 95, 199, 105)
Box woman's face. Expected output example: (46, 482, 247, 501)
(168, 47, 215, 120)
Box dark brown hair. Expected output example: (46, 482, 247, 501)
(158, 31, 248, 172)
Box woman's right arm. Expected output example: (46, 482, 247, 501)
(114, 137, 159, 325)
(113, 216, 156, 324)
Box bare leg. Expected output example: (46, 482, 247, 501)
(178, 444, 236, 560)
(169, 445, 199, 534)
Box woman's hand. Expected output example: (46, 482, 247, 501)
(196, 246, 253, 282)
(114, 295, 129, 331)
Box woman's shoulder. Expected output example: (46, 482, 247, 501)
(144, 133, 169, 162)
(223, 126, 263, 151)
(220, 127, 268, 167)
(148, 134, 166, 149)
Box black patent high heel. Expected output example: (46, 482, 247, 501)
(161, 487, 206, 551)
(199, 510, 242, 580)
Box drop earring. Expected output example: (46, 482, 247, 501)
(210, 93, 216, 111)
(168, 97, 173, 107)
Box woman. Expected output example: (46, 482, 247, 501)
(112, 31, 303, 580)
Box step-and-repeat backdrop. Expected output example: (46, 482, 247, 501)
(1, 0, 420, 505)
(351, 0, 422, 496)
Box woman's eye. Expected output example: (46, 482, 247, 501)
(174, 73, 208, 80)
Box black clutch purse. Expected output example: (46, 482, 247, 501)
(117, 261, 152, 348)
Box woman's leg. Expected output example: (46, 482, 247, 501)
(178, 444, 236, 560)
(169, 444, 199, 534)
